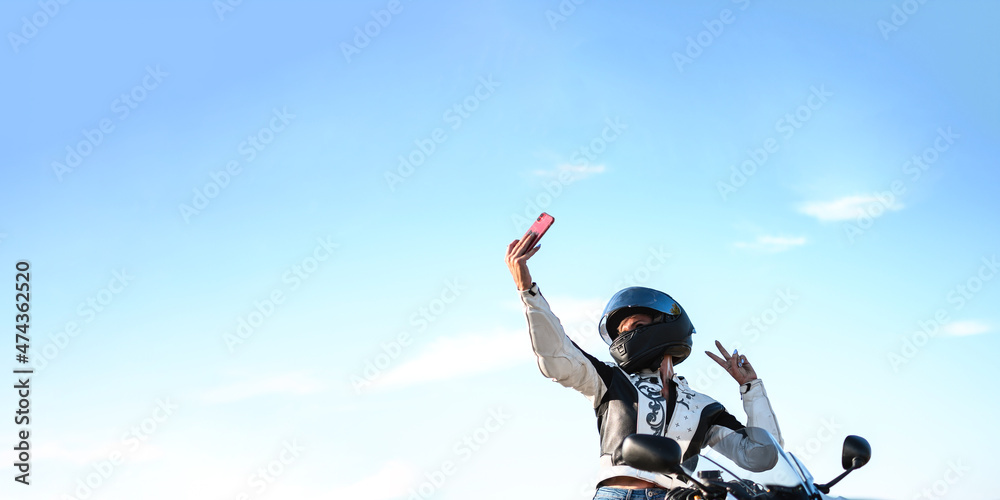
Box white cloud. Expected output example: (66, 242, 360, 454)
(546, 296, 607, 346)
(942, 320, 991, 337)
(798, 194, 904, 221)
(532, 163, 606, 182)
(546, 296, 604, 328)
(370, 329, 535, 391)
(530, 295, 621, 359)
(34, 441, 167, 465)
(500, 295, 610, 357)
(372, 295, 613, 393)
(200, 371, 324, 403)
(326, 461, 420, 499)
(734, 235, 807, 253)
(33, 442, 111, 464)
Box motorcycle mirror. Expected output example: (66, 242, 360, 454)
(622, 434, 715, 495)
(817, 435, 872, 494)
(841, 435, 871, 470)
(622, 433, 682, 475)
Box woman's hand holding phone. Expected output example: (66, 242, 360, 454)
(505, 213, 554, 291)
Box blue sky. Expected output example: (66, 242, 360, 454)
(1, 1, 998, 499)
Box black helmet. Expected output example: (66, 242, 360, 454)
(599, 287, 696, 373)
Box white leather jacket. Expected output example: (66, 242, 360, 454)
(520, 284, 783, 489)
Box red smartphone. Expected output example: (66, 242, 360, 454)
(524, 213, 555, 243)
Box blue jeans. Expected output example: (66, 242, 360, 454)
(593, 486, 668, 500)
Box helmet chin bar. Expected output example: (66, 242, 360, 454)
(609, 322, 693, 374)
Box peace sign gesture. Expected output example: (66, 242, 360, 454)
(705, 340, 757, 386)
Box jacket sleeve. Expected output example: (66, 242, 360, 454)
(740, 379, 783, 447)
(703, 379, 783, 460)
(520, 283, 607, 408)
(705, 427, 782, 473)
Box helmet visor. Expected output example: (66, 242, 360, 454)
(600, 287, 685, 344)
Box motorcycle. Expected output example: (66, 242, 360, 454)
(622, 427, 871, 500)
